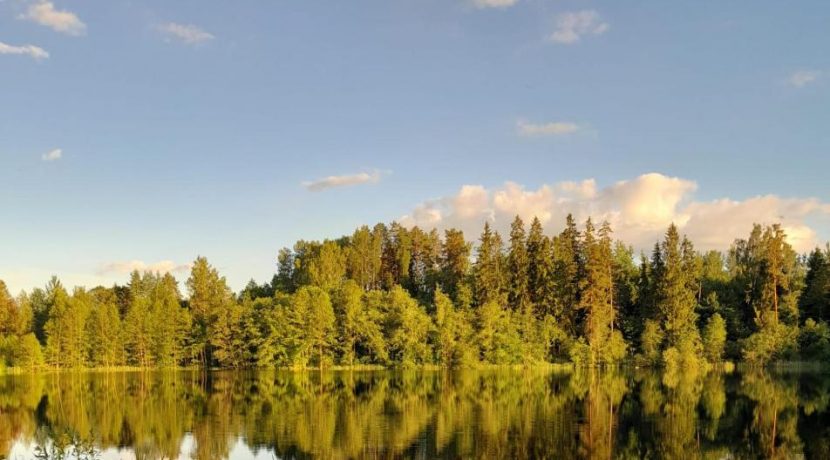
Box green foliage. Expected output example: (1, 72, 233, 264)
(551, 214, 582, 335)
(741, 320, 799, 365)
(289, 286, 336, 368)
(187, 256, 236, 366)
(441, 228, 471, 302)
(798, 319, 830, 361)
(308, 240, 347, 290)
(384, 286, 433, 367)
(662, 333, 705, 372)
(5, 215, 830, 371)
(432, 287, 476, 367)
(639, 319, 664, 365)
(476, 300, 523, 364)
(506, 216, 530, 312)
(333, 281, 387, 365)
(578, 219, 625, 365)
(702, 313, 727, 363)
(16, 333, 44, 369)
(86, 292, 123, 367)
(44, 283, 89, 368)
(800, 247, 830, 323)
(473, 222, 505, 305)
(527, 217, 555, 317)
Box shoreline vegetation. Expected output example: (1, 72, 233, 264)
(2, 215, 830, 373)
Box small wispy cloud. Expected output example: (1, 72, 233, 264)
(99, 260, 192, 275)
(41, 148, 62, 161)
(0, 41, 49, 60)
(20, 1, 86, 36)
(786, 70, 821, 88)
(549, 10, 608, 44)
(303, 170, 384, 192)
(472, 0, 518, 9)
(157, 22, 215, 45)
(517, 120, 580, 136)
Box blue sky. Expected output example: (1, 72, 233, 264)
(1, 0, 829, 294)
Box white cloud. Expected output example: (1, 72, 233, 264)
(400, 173, 830, 253)
(472, 0, 518, 9)
(99, 260, 192, 275)
(21, 1, 86, 36)
(41, 148, 62, 161)
(158, 22, 215, 45)
(549, 10, 609, 44)
(0, 41, 49, 60)
(786, 70, 821, 88)
(517, 120, 580, 136)
(303, 170, 383, 192)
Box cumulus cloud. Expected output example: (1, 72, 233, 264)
(517, 120, 580, 136)
(157, 22, 215, 45)
(41, 148, 62, 161)
(549, 10, 609, 44)
(0, 41, 49, 60)
(99, 260, 192, 275)
(303, 170, 383, 192)
(400, 173, 830, 253)
(472, 0, 518, 9)
(786, 70, 821, 88)
(21, 1, 86, 36)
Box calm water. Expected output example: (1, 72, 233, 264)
(2, 367, 829, 459)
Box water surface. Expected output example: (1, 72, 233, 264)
(2, 367, 829, 459)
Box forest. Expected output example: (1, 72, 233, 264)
(2, 215, 830, 370)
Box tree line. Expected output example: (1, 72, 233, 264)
(2, 215, 830, 370)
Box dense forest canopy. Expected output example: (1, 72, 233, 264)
(2, 215, 830, 370)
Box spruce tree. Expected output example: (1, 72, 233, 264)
(527, 217, 554, 317)
(474, 222, 505, 306)
(507, 216, 530, 312)
(441, 229, 471, 302)
(552, 214, 582, 334)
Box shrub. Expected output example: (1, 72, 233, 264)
(798, 319, 830, 361)
(702, 313, 727, 363)
(741, 322, 798, 365)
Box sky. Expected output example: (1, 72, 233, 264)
(1, 0, 829, 295)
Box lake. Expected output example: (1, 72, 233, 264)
(2, 367, 829, 459)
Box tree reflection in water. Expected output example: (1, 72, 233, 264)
(0, 368, 828, 459)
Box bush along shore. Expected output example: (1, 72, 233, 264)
(2, 215, 829, 372)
